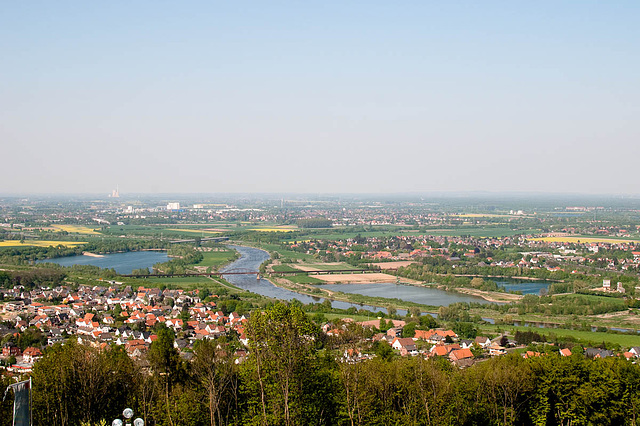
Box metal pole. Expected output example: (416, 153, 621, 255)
(29, 377, 32, 426)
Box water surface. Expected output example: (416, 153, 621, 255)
(316, 282, 491, 306)
(37, 251, 169, 274)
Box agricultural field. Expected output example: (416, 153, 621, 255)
(479, 323, 640, 348)
(293, 262, 362, 271)
(453, 213, 520, 218)
(195, 250, 239, 268)
(165, 228, 222, 235)
(280, 226, 530, 241)
(530, 236, 640, 244)
(0, 240, 87, 248)
(312, 272, 400, 284)
(420, 227, 531, 237)
(51, 225, 100, 235)
(258, 243, 317, 261)
(248, 227, 297, 232)
(280, 274, 325, 284)
(283, 229, 424, 241)
(271, 265, 301, 273)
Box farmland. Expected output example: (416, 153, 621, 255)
(530, 236, 640, 244)
(0, 240, 87, 248)
(51, 224, 100, 235)
(194, 249, 239, 268)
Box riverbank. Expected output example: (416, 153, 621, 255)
(449, 287, 523, 303)
(446, 273, 563, 283)
(82, 252, 105, 258)
(270, 276, 440, 314)
(310, 272, 421, 284)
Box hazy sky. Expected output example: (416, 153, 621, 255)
(1, 2, 638, 195)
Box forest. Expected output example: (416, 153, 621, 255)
(3, 303, 640, 426)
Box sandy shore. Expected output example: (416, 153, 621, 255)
(82, 252, 105, 258)
(312, 272, 420, 284)
(453, 287, 522, 303)
(370, 261, 417, 270)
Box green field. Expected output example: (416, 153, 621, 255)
(283, 229, 424, 241)
(480, 324, 640, 348)
(278, 226, 530, 241)
(272, 265, 301, 272)
(258, 243, 317, 261)
(282, 274, 326, 284)
(196, 250, 238, 268)
(298, 263, 362, 271)
(420, 227, 531, 237)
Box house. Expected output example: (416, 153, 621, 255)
(430, 343, 460, 357)
(343, 348, 362, 363)
(386, 327, 403, 338)
(2, 343, 21, 357)
(391, 337, 417, 356)
(22, 347, 43, 363)
(430, 345, 450, 357)
(559, 348, 572, 357)
(489, 343, 507, 356)
(449, 348, 474, 363)
(585, 348, 614, 359)
(474, 336, 491, 349)
(459, 339, 474, 349)
(414, 329, 457, 344)
(166, 318, 184, 330)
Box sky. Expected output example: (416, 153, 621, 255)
(1, 2, 639, 195)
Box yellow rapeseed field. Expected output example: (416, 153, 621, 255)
(53, 225, 100, 235)
(531, 236, 640, 244)
(0, 240, 87, 248)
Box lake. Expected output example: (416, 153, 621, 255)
(36, 251, 169, 274)
(315, 282, 492, 306)
(493, 278, 552, 295)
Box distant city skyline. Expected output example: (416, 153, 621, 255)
(1, 2, 638, 194)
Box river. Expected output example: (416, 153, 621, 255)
(220, 245, 505, 316)
(36, 251, 169, 274)
(39, 245, 502, 317)
(315, 283, 491, 306)
(220, 245, 396, 314)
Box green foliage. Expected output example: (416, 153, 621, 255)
(31, 341, 137, 426)
(452, 322, 478, 339)
(19, 307, 640, 426)
(296, 218, 333, 229)
(242, 302, 322, 425)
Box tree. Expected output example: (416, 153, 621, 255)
(452, 322, 478, 339)
(32, 341, 137, 426)
(147, 325, 184, 426)
(402, 322, 417, 338)
(192, 340, 238, 426)
(242, 302, 320, 425)
(470, 277, 484, 288)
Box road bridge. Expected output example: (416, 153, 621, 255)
(169, 236, 230, 244)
